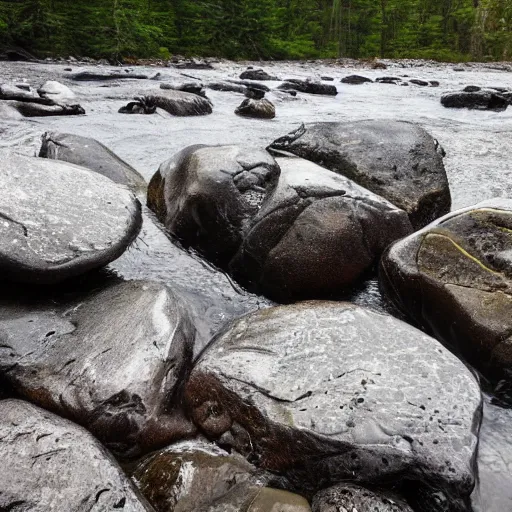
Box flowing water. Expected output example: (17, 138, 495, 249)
(1, 58, 512, 510)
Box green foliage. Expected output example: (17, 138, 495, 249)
(0, 0, 510, 61)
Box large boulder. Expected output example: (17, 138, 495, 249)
(235, 98, 276, 119)
(268, 121, 450, 229)
(147, 145, 280, 268)
(0, 399, 152, 511)
(312, 484, 413, 512)
(39, 131, 146, 196)
(0, 279, 196, 457)
(379, 199, 512, 387)
(0, 154, 141, 284)
(184, 302, 481, 511)
(146, 89, 212, 116)
(37, 80, 76, 104)
(230, 157, 413, 302)
(278, 79, 337, 96)
(441, 90, 508, 111)
(239, 69, 280, 81)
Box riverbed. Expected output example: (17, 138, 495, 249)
(1, 58, 512, 511)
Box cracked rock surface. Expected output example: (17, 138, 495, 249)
(0, 279, 196, 457)
(268, 120, 450, 229)
(312, 483, 414, 512)
(39, 131, 147, 196)
(231, 157, 412, 302)
(147, 145, 280, 268)
(380, 198, 512, 387)
(184, 302, 481, 511)
(0, 399, 153, 511)
(0, 153, 141, 283)
(146, 88, 212, 116)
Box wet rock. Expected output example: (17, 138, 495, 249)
(463, 85, 481, 92)
(245, 87, 266, 100)
(184, 302, 481, 511)
(341, 75, 373, 84)
(0, 83, 52, 104)
(321, 76, 334, 81)
(231, 157, 412, 302)
(376, 76, 401, 84)
(441, 91, 508, 111)
(0, 399, 152, 511)
(71, 71, 149, 81)
(409, 79, 429, 86)
(235, 98, 276, 119)
(160, 81, 207, 97)
(430, 80, 440, 87)
(0, 154, 141, 283)
(229, 79, 270, 92)
(312, 484, 413, 512)
(119, 96, 157, 114)
(132, 440, 265, 511)
(147, 145, 280, 268)
(0, 279, 196, 457)
(37, 80, 76, 104)
(207, 81, 247, 94)
(39, 131, 147, 196)
(5, 100, 85, 116)
(379, 199, 512, 387)
(278, 79, 337, 96)
(268, 121, 450, 229)
(146, 89, 212, 116)
(240, 69, 280, 81)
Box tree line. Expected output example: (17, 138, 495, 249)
(0, 0, 511, 62)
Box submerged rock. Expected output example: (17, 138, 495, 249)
(0, 400, 153, 510)
(278, 79, 337, 96)
(231, 157, 412, 302)
(312, 484, 413, 512)
(0, 154, 141, 284)
(146, 89, 212, 116)
(235, 98, 276, 119)
(39, 131, 147, 195)
(239, 69, 280, 81)
(441, 91, 508, 111)
(0, 279, 196, 457)
(147, 145, 280, 268)
(409, 79, 429, 86)
(184, 302, 481, 511)
(37, 80, 76, 104)
(5, 100, 85, 116)
(379, 199, 512, 387)
(71, 71, 149, 81)
(160, 81, 207, 97)
(268, 121, 450, 229)
(207, 81, 247, 94)
(341, 75, 373, 84)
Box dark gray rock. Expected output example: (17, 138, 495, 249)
(441, 91, 508, 111)
(235, 98, 276, 119)
(0, 399, 153, 511)
(160, 81, 207, 97)
(409, 79, 429, 86)
(321, 76, 334, 81)
(207, 81, 247, 94)
(430, 80, 440, 87)
(37, 80, 76, 104)
(146, 89, 212, 116)
(278, 79, 337, 96)
(239, 69, 279, 81)
(230, 157, 412, 302)
(245, 87, 266, 100)
(5, 100, 85, 116)
(312, 484, 414, 512)
(39, 131, 146, 196)
(71, 71, 149, 81)
(341, 75, 373, 84)
(0, 279, 196, 457)
(147, 145, 279, 268)
(268, 121, 450, 229)
(376, 76, 402, 84)
(379, 199, 512, 388)
(228, 79, 270, 92)
(132, 440, 266, 511)
(0, 154, 141, 284)
(184, 302, 481, 511)
(463, 85, 481, 93)
(119, 96, 157, 114)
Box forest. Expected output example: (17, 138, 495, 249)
(0, 0, 511, 62)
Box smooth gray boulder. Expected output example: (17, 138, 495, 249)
(147, 145, 280, 268)
(441, 90, 508, 111)
(0, 279, 196, 457)
(184, 302, 481, 511)
(37, 80, 76, 104)
(0, 154, 141, 284)
(231, 157, 412, 302)
(235, 98, 276, 119)
(39, 131, 146, 195)
(268, 121, 450, 229)
(146, 89, 212, 116)
(0, 399, 152, 511)
(0, 83, 52, 104)
(379, 199, 512, 387)
(278, 79, 337, 96)
(312, 484, 413, 512)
